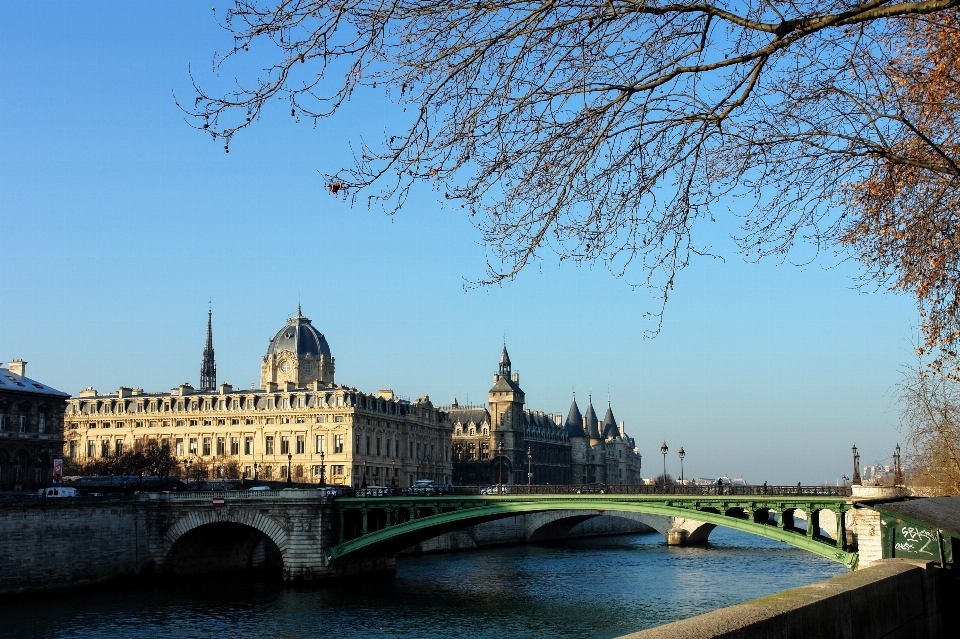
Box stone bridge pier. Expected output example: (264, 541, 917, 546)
(142, 491, 393, 581)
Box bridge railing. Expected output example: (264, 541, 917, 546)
(334, 484, 852, 498)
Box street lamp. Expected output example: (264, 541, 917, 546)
(894, 444, 903, 486)
(660, 441, 668, 487)
(852, 444, 862, 486)
(527, 447, 532, 486)
(497, 440, 504, 495)
(253, 462, 261, 483)
(287, 452, 293, 486)
(391, 458, 396, 488)
(678, 447, 685, 485)
(319, 449, 326, 487)
(185, 459, 193, 489)
(361, 459, 367, 489)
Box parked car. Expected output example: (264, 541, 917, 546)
(575, 483, 606, 494)
(480, 486, 510, 495)
(248, 485, 271, 491)
(38, 487, 79, 498)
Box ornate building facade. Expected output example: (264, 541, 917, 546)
(63, 309, 451, 488)
(0, 360, 68, 491)
(447, 348, 642, 486)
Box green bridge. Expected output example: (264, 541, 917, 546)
(328, 486, 858, 567)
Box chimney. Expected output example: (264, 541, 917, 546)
(8, 359, 26, 377)
(512, 372, 519, 383)
(219, 383, 233, 394)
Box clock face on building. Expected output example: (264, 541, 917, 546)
(302, 361, 315, 374)
(280, 361, 292, 373)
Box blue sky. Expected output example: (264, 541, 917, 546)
(1, 1, 916, 483)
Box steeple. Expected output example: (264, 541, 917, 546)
(200, 306, 216, 390)
(499, 345, 512, 377)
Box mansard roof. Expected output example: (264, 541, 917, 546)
(602, 403, 619, 439)
(564, 394, 586, 438)
(0, 366, 68, 398)
(584, 396, 601, 439)
(446, 406, 491, 426)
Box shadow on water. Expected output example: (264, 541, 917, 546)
(2, 529, 846, 639)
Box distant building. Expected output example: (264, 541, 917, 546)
(0, 360, 68, 491)
(63, 308, 451, 487)
(446, 347, 642, 486)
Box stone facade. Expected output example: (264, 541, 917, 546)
(63, 309, 452, 488)
(564, 393, 643, 485)
(0, 360, 68, 492)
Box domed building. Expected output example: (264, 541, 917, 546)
(63, 307, 452, 489)
(261, 306, 335, 389)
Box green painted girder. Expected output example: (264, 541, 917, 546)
(328, 495, 857, 567)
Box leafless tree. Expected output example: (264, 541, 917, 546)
(182, 1, 960, 340)
(898, 351, 960, 495)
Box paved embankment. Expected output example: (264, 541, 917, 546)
(618, 559, 940, 639)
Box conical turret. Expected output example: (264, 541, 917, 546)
(584, 394, 601, 440)
(499, 345, 512, 377)
(565, 393, 586, 437)
(602, 399, 619, 439)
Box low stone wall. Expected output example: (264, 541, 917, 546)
(617, 559, 941, 639)
(402, 511, 655, 555)
(0, 499, 149, 595)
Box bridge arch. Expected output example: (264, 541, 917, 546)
(329, 498, 855, 567)
(162, 509, 288, 575)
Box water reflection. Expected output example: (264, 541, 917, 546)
(5, 529, 845, 639)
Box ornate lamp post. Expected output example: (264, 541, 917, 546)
(497, 440, 504, 494)
(678, 447, 685, 485)
(361, 459, 368, 489)
(253, 462, 261, 483)
(852, 445, 862, 486)
(660, 441, 668, 487)
(286, 453, 293, 486)
(319, 449, 325, 487)
(527, 447, 533, 486)
(185, 459, 193, 489)
(391, 458, 396, 488)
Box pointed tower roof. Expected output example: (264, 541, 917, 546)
(602, 400, 619, 439)
(584, 393, 601, 439)
(564, 393, 586, 437)
(200, 307, 216, 390)
(499, 345, 512, 377)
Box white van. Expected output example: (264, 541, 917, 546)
(38, 487, 79, 498)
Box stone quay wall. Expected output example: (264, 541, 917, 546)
(0, 499, 149, 595)
(617, 559, 941, 639)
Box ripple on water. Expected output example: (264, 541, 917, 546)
(3, 529, 846, 639)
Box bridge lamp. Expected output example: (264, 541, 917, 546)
(497, 440, 504, 494)
(851, 444, 862, 486)
(660, 441, 668, 487)
(678, 447, 685, 485)
(185, 459, 193, 489)
(287, 453, 293, 486)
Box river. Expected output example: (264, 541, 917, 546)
(4, 528, 846, 639)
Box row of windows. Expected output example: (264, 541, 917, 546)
(74, 394, 350, 415)
(72, 415, 347, 429)
(0, 413, 47, 433)
(77, 433, 347, 459)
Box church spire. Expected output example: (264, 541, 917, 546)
(200, 306, 216, 390)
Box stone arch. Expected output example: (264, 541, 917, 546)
(162, 508, 288, 572)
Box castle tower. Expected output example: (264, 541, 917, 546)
(200, 308, 216, 390)
(489, 345, 525, 484)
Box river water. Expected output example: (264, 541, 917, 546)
(5, 529, 845, 639)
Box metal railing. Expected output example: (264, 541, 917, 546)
(332, 484, 853, 498)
